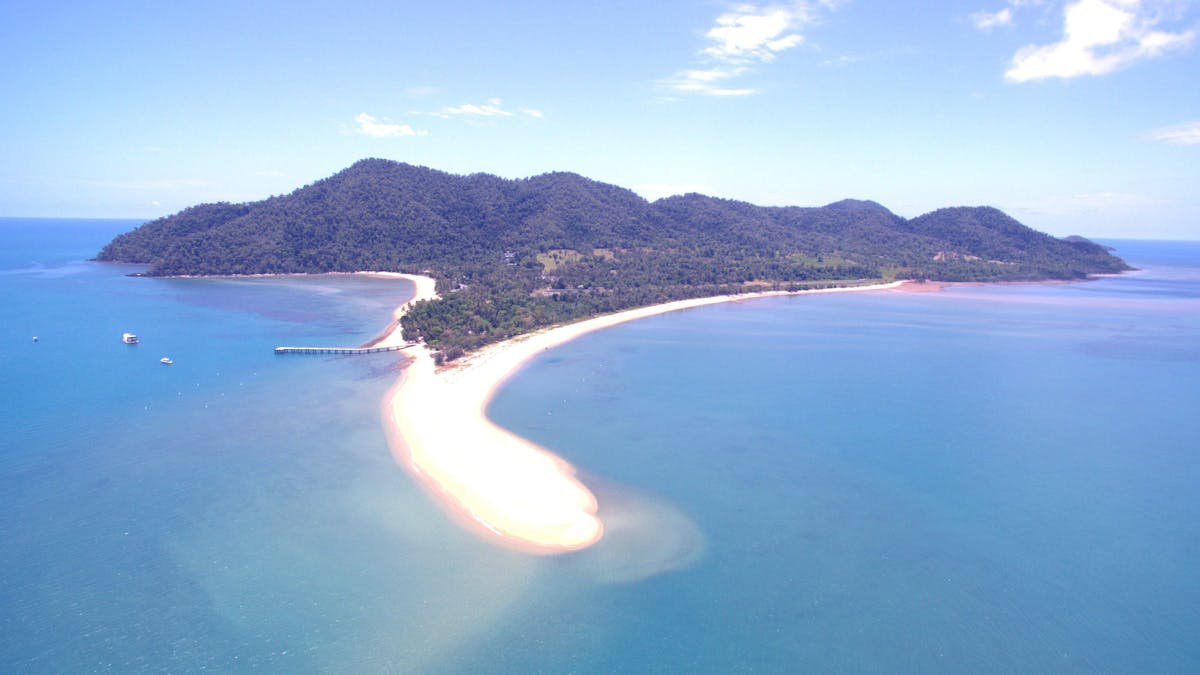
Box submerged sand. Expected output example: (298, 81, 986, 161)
(382, 279, 906, 554)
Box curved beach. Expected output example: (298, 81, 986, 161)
(383, 278, 906, 554)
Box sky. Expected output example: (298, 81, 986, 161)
(1, 0, 1197, 239)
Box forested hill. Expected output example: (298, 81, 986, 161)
(98, 158, 1130, 358)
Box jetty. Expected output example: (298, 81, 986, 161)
(274, 342, 418, 355)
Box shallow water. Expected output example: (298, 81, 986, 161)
(489, 238, 1200, 672)
(2, 220, 1198, 672)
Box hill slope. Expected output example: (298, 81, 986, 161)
(98, 158, 1130, 356)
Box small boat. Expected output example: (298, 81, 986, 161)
(122, 332, 139, 344)
(160, 357, 174, 365)
(32, 336, 38, 342)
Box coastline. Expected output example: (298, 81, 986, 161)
(154, 270, 432, 349)
(359, 272, 438, 348)
(381, 278, 905, 554)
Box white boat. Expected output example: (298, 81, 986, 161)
(160, 357, 174, 365)
(122, 332, 139, 344)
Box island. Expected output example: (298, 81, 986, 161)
(98, 159, 1129, 362)
(97, 159, 1131, 554)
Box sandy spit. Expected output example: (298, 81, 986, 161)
(382, 279, 906, 553)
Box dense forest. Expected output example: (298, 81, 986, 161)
(98, 159, 1130, 358)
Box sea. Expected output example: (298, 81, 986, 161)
(2, 217, 1198, 673)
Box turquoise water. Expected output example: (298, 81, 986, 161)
(2, 219, 1198, 672)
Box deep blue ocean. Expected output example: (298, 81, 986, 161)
(2, 218, 1198, 673)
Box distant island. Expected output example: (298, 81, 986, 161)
(98, 158, 1130, 359)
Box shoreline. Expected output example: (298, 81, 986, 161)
(151, 270, 433, 349)
(359, 272, 438, 348)
(381, 279, 905, 554)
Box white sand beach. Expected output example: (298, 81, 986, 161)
(382, 278, 906, 553)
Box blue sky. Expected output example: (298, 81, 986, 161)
(1, 0, 1197, 238)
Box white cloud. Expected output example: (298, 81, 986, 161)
(444, 98, 515, 117)
(1145, 120, 1200, 145)
(662, 2, 832, 96)
(353, 112, 423, 138)
(421, 98, 544, 121)
(703, 5, 808, 62)
(659, 65, 757, 96)
(1005, 0, 1196, 82)
(971, 7, 1014, 30)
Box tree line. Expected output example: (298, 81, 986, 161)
(97, 159, 1131, 359)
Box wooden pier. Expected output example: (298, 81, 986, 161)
(274, 342, 417, 355)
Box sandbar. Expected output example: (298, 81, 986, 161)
(382, 279, 906, 554)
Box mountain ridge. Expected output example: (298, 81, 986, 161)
(97, 158, 1131, 357)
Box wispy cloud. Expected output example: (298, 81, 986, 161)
(444, 99, 514, 117)
(1004, 0, 1196, 82)
(418, 98, 544, 121)
(818, 45, 919, 68)
(352, 112, 424, 138)
(971, 7, 1014, 31)
(1, 174, 207, 196)
(1144, 120, 1200, 145)
(404, 85, 438, 98)
(102, 177, 208, 191)
(659, 66, 756, 97)
(1010, 190, 1162, 218)
(661, 2, 833, 97)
